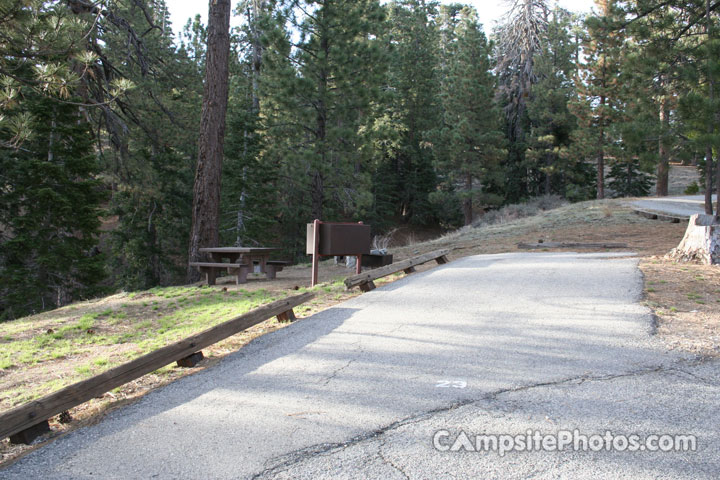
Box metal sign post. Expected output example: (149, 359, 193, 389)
(308, 220, 370, 287)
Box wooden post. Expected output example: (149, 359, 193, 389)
(206, 269, 217, 286)
(276, 309, 297, 323)
(355, 221, 363, 275)
(9, 419, 50, 445)
(176, 351, 204, 368)
(311, 219, 320, 287)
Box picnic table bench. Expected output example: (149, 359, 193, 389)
(190, 247, 287, 285)
(190, 262, 251, 285)
(264, 260, 289, 279)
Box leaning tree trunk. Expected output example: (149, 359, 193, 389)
(666, 214, 720, 265)
(187, 0, 232, 282)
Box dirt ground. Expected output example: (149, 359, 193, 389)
(640, 260, 720, 356)
(1, 197, 718, 467)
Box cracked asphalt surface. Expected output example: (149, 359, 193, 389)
(3, 252, 718, 479)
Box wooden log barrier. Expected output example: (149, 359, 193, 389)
(344, 249, 451, 292)
(517, 242, 629, 250)
(0, 292, 315, 444)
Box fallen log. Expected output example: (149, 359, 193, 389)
(632, 208, 684, 223)
(517, 242, 629, 250)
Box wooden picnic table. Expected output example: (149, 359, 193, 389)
(200, 247, 279, 272)
(191, 247, 286, 285)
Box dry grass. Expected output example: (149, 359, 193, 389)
(393, 199, 687, 258)
(640, 259, 720, 357)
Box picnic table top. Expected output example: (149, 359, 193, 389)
(199, 247, 279, 254)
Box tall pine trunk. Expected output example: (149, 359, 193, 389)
(463, 173, 473, 226)
(187, 0, 231, 281)
(596, 84, 606, 200)
(544, 153, 552, 195)
(249, 0, 265, 113)
(597, 125, 605, 199)
(656, 92, 669, 196)
(706, 0, 715, 215)
(311, 32, 329, 221)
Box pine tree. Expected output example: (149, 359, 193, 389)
(188, 0, 232, 280)
(624, 0, 720, 213)
(494, 0, 550, 202)
(607, 35, 660, 199)
(525, 8, 585, 198)
(261, 0, 386, 252)
(608, 159, 653, 197)
(100, 1, 202, 289)
(0, 93, 107, 319)
(365, 0, 441, 227)
(0, 1, 121, 146)
(179, 15, 207, 75)
(615, 1, 690, 197)
(571, 0, 626, 199)
(435, 6, 505, 225)
(220, 38, 279, 247)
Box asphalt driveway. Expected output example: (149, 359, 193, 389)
(3, 252, 717, 479)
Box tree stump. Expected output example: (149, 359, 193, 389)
(666, 214, 720, 265)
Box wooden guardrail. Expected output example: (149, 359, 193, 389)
(344, 249, 450, 292)
(517, 241, 628, 249)
(0, 292, 314, 444)
(632, 208, 684, 223)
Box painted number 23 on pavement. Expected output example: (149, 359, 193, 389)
(435, 380, 467, 389)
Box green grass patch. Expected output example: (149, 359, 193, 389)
(75, 364, 93, 375)
(0, 284, 290, 407)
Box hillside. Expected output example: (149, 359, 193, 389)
(1, 197, 718, 465)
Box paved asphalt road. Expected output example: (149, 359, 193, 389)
(3, 253, 718, 479)
(631, 194, 718, 218)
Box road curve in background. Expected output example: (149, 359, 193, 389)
(631, 194, 718, 218)
(3, 252, 717, 479)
